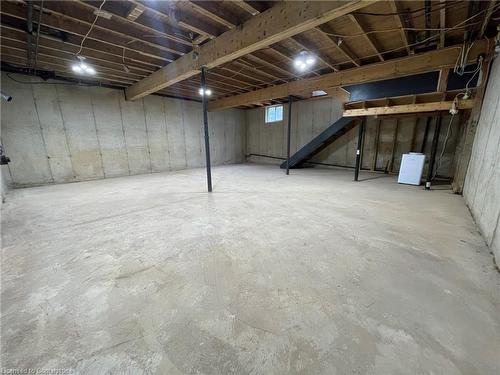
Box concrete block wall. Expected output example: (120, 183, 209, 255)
(0, 73, 245, 187)
(246, 96, 462, 177)
(463, 56, 500, 264)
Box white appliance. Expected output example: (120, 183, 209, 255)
(398, 153, 426, 186)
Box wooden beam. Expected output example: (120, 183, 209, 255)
(58, 0, 192, 49)
(315, 25, 361, 67)
(1, 23, 165, 69)
(188, 1, 236, 29)
(208, 40, 488, 111)
(479, 0, 497, 38)
(342, 100, 475, 117)
(388, 0, 411, 55)
(1, 1, 180, 61)
(439, 0, 446, 48)
(125, 1, 373, 100)
(130, 0, 220, 41)
(348, 14, 384, 61)
(437, 67, 449, 92)
(231, 0, 260, 16)
(126, 4, 145, 21)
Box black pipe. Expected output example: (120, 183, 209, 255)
(201, 67, 212, 192)
(420, 117, 431, 153)
(354, 119, 365, 181)
(27, 1, 33, 73)
(286, 96, 293, 175)
(425, 115, 442, 190)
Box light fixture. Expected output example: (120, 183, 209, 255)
(72, 56, 96, 75)
(312, 90, 327, 97)
(293, 51, 316, 72)
(449, 98, 459, 115)
(199, 88, 212, 96)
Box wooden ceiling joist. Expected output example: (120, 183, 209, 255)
(126, 4, 145, 22)
(231, 0, 260, 16)
(124, 0, 374, 101)
(347, 14, 384, 61)
(388, 0, 411, 55)
(315, 25, 361, 67)
(343, 99, 475, 116)
(1, 1, 180, 62)
(208, 40, 489, 111)
(0, 24, 165, 69)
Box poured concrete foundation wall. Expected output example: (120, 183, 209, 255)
(0, 73, 245, 187)
(246, 97, 462, 177)
(463, 56, 500, 264)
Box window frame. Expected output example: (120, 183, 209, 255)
(265, 104, 284, 124)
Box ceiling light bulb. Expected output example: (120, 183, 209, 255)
(72, 65, 83, 73)
(85, 66, 96, 75)
(80, 63, 88, 70)
(199, 88, 212, 96)
(294, 51, 316, 72)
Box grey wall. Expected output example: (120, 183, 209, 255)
(0, 73, 245, 187)
(463, 56, 500, 264)
(246, 96, 462, 177)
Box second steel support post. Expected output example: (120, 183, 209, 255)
(354, 118, 365, 181)
(286, 96, 293, 175)
(201, 67, 212, 192)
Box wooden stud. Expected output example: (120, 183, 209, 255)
(439, 0, 446, 48)
(437, 67, 450, 92)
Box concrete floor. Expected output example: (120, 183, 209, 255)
(2, 164, 499, 374)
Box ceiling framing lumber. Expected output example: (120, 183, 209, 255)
(437, 67, 449, 92)
(124, 0, 374, 101)
(208, 40, 489, 111)
(389, 0, 411, 55)
(315, 25, 361, 67)
(342, 99, 475, 116)
(1, 1, 180, 61)
(348, 14, 384, 61)
(439, 0, 446, 48)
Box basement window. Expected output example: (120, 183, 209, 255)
(265, 105, 283, 123)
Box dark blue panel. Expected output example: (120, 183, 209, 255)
(447, 64, 479, 90)
(345, 72, 439, 101)
(344, 65, 479, 102)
